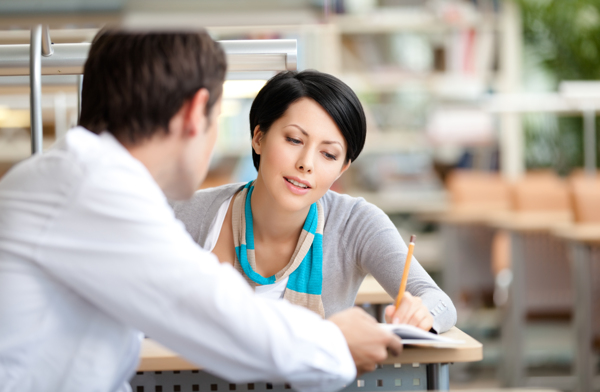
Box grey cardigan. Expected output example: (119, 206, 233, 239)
(172, 183, 457, 333)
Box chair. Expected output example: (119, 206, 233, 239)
(565, 174, 600, 391)
(510, 172, 572, 315)
(440, 170, 510, 308)
(497, 171, 574, 387)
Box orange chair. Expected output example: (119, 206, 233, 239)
(492, 172, 571, 276)
(569, 174, 600, 223)
(441, 170, 510, 308)
(512, 171, 570, 212)
(498, 171, 574, 387)
(512, 172, 573, 316)
(447, 170, 511, 212)
(566, 173, 600, 391)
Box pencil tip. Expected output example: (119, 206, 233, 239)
(410, 234, 416, 243)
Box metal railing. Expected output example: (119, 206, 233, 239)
(0, 25, 297, 155)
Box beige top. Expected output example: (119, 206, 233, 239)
(138, 327, 482, 371)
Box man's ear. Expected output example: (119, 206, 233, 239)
(251, 125, 264, 155)
(184, 88, 210, 137)
(335, 159, 351, 181)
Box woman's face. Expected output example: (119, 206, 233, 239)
(252, 97, 350, 213)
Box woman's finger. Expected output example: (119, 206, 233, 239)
(406, 308, 428, 327)
(392, 294, 414, 323)
(406, 305, 434, 331)
(384, 305, 396, 324)
(395, 294, 421, 324)
(417, 315, 434, 331)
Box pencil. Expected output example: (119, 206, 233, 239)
(394, 234, 416, 312)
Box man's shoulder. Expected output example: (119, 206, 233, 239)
(0, 127, 153, 198)
(0, 129, 94, 193)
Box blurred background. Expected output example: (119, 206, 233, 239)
(1, 0, 599, 390)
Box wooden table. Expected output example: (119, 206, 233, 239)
(354, 275, 394, 323)
(354, 275, 393, 306)
(553, 224, 600, 392)
(134, 327, 482, 392)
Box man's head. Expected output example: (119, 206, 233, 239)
(79, 29, 227, 199)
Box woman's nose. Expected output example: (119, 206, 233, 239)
(296, 152, 314, 173)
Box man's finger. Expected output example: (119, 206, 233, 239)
(387, 333, 403, 357)
(357, 362, 377, 376)
(356, 307, 378, 324)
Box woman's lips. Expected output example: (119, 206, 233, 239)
(284, 177, 311, 195)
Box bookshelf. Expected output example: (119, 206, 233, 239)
(202, 2, 508, 190)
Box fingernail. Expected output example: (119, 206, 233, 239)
(392, 318, 399, 324)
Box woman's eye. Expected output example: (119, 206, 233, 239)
(286, 137, 302, 145)
(323, 152, 337, 161)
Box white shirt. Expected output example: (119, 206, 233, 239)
(0, 128, 355, 392)
(203, 197, 288, 300)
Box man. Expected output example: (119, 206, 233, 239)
(0, 30, 402, 392)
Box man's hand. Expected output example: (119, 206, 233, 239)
(328, 307, 403, 376)
(384, 292, 433, 331)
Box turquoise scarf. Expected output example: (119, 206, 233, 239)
(232, 181, 325, 317)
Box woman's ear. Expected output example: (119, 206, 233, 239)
(251, 125, 264, 155)
(335, 159, 351, 181)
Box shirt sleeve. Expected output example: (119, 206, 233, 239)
(343, 198, 457, 333)
(35, 167, 356, 392)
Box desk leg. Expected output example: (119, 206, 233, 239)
(426, 363, 449, 391)
(500, 231, 526, 387)
(571, 243, 596, 392)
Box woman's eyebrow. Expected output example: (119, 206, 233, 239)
(286, 124, 343, 147)
(287, 124, 309, 136)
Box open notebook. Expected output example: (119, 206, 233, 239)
(380, 324, 465, 347)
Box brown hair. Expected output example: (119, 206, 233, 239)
(79, 29, 227, 145)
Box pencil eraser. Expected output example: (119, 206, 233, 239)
(410, 234, 416, 243)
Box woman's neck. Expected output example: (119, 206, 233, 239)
(250, 178, 310, 244)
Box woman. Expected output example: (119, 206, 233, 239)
(173, 70, 456, 333)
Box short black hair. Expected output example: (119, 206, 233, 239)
(79, 29, 227, 145)
(249, 70, 367, 170)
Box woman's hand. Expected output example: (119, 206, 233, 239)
(384, 292, 434, 331)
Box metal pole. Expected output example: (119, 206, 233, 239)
(583, 109, 596, 176)
(571, 243, 595, 392)
(41, 25, 53, 57)
(501, 231, 526, 387)
(323, 0, 331, 21)
(426, 363, 450, 390)
(0, 39, 297, 76)
(77, 74, 83, 122)
(54, 92, 67, 140)
(30, 25, 43, 155)
(499, 0, 524, 181)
